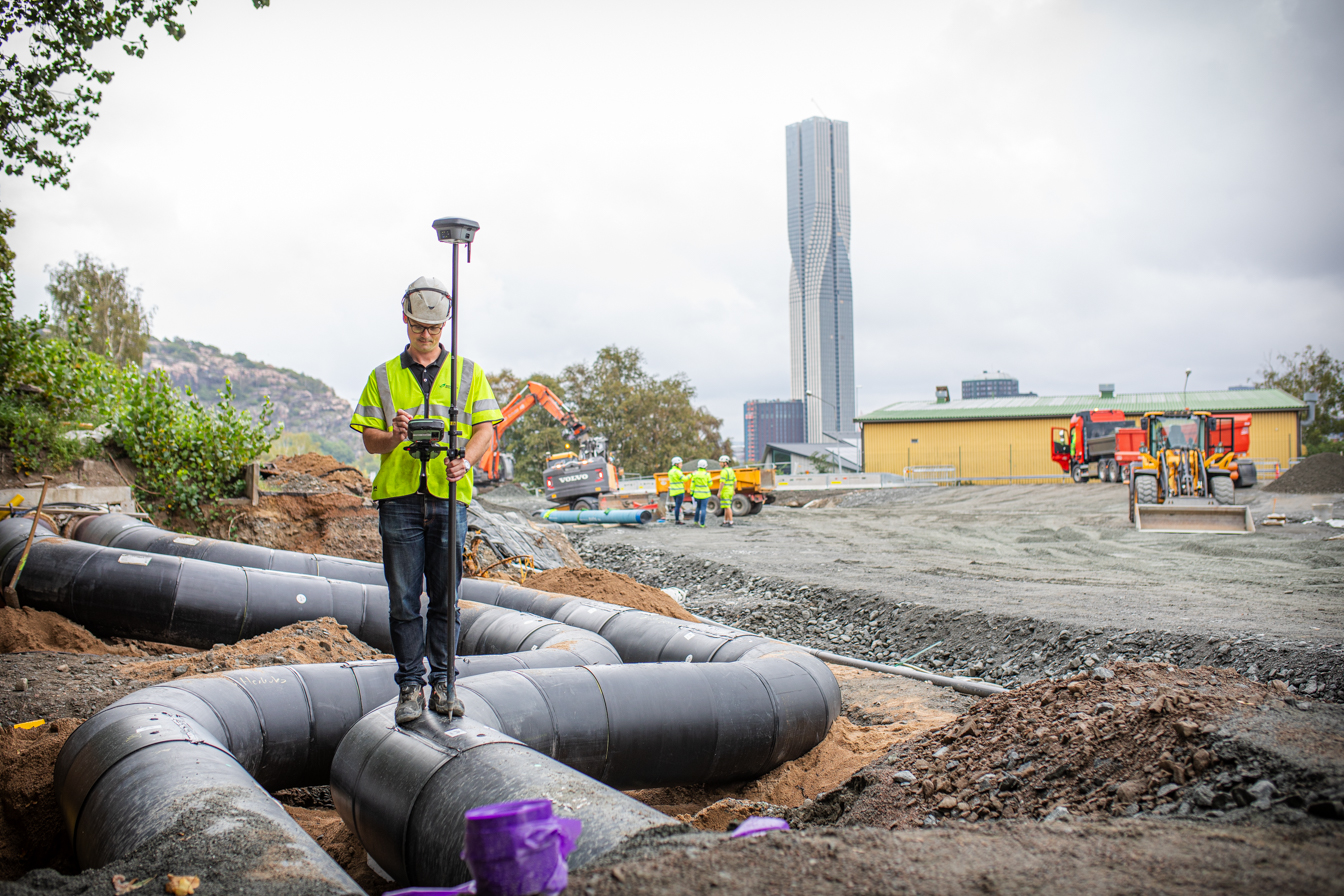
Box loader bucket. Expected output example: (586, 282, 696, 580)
(1134, 503, 1255, 534)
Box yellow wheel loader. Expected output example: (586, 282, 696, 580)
(1127, 411, 1255, 534)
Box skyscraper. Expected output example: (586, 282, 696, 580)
(786, 116, 854, 443)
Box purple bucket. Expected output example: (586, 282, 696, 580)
(461, 799, 582, 896)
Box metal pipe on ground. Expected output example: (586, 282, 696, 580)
(71, 512, 388, 586)
(800, 647, 1008, 698)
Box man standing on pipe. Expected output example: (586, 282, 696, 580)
(350, 277, 504, 724)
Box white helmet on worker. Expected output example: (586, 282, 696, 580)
(671, 456, 683, 465)
(697, 459, 708, 469)
(719, 455, 730, 464)
(402, 276, 452, 325)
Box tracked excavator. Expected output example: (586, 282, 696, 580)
(477, 381, 589, 486)
(1127, 411, 1255, 533)
(477, 381, 621, 510)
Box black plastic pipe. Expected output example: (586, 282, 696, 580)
(0, 518, 392, 650)
(0, 519, 623, 668)
(330, 703, 680, 887)
(54, 661, 398, 883)
(454, 650, 837, 789)
(71, 512, 387, 587)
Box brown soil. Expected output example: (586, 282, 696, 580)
(284, 807, 394, 895)
(829, 662, 1332, 829)
(263, 453, 371, 498)
(1264, 451, 1344, 494)
(123, 617, 389, 683)
(0, 607, 118, 655)
(525, 567, 698, 622)
(209, 492, 382, 562)
(0, 718, 81, 880)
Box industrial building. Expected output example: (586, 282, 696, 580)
(857, 388, 1306, 483)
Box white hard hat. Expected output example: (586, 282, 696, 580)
(697, 459, 708, 469)
(402, 276, 452, 325)
(671, 456, 683, 465)
(719, 455, 730, 464)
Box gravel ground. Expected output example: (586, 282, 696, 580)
(571, 483, 1344, 700)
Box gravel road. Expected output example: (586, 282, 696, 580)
(575, 483, 1344, 699)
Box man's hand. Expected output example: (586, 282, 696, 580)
(446, 457, 469, 482)
(391, 410, 412, 443)
(360, 410, 414, 456)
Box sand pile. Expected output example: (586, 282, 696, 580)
(832, 662, 1297, 828)
(0, 607, 127, 656)
(526, 567, 698, 622)
(284, 806, 393, 895)
(1264, 452, 1344, 494)
(125, 618, 389, 682)
(0, 718, 81, 879)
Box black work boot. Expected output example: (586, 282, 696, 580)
(394, 684, 424, 725)
(430, 681, 466, 717)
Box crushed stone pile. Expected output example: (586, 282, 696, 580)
(798, 662, 1343, 830)
(526, 567, 697, 621)
(1264, 452, 1344, 494)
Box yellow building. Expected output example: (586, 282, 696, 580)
(858, 389, 1305, 484)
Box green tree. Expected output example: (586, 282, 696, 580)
(46, 253, 153, 365)
(558, 346, 729, 477)
(3, 0, 270, 191)
(487, 368, 572, 487)
(1255, 345, 1343, 455)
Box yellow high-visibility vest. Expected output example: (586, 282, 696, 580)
(350, 349, 502, 503)
(668, 466, 686, 496)
(690, 469, 712, 499)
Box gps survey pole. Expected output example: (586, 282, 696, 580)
(432, 217, 478, 701)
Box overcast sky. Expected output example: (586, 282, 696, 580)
(5, 0, 1342, 451)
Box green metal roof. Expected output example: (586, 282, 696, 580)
(856, 388, 1304, 424)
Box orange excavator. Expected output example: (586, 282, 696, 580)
(475, 381, 590, 486)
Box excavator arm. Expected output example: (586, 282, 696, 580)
(479, 382, 588, 483)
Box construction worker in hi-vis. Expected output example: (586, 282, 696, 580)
(718, 455, 737, 527)
(667, 456, 687, 525)
(349, 276, 503, 726)
(690, 460, 713, 528)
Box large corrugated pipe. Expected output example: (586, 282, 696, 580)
(70, 512, 388, 587)
(330, 705, 680, 887)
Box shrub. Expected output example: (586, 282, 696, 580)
(110, 371, 280, 521)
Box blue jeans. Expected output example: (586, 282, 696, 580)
(379, 495, 468, 689)
(670, 493, 684, 522)
(694, 497, 708, 526)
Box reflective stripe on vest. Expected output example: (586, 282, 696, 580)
(371, 354, 477, 503)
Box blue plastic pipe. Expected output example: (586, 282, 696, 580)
(541, 508, 651, 524)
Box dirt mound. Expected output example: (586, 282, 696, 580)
(526, 567, 697, 622)
(126, 618, 389, 682)
(0, 718, 81, 880)
(826, 662, 1308, 828)
(284, 806, 394, 895)
(265, 453, 371, 497)
(1264, 452, 1344, 494)
(1, 607, 117, 655)
(209, 492, 381, 562)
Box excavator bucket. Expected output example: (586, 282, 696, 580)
(1134, 501, 1255, 534)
